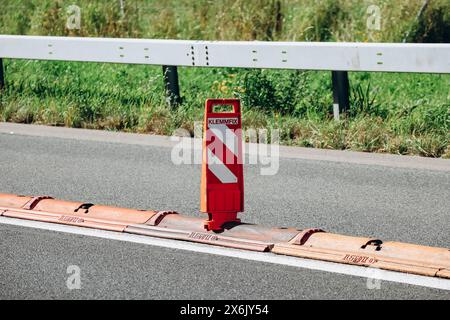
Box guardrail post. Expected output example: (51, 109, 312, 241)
(162, 65, 181, 108)
(0, 58, 5, 92)
(331, 71, 350, 120)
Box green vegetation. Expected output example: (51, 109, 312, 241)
(0, 0, 449, 157)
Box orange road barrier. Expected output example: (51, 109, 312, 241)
(0, 194, 156, 232)
(272, 231, 450, 278)
(0, 193, 449, 278)
(127, 212, 299, 252)
(0, 194, 35, 208)
(201, 99, 244, 231)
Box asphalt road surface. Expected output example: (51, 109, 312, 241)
(0, 124, 449, 299)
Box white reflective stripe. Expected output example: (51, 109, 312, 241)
(209, 124, 238, 156)
(207, 148, 238, 183)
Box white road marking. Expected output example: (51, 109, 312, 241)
(1, 216, 449, 291)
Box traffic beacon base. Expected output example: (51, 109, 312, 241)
(200, 99, 244, 231)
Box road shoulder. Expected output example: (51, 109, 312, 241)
(1, 122, 449, 172)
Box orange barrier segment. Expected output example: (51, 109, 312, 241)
(127, 212, 300, 252)
(272, 232, 450, 279)
(0, 194, 34, 208)
(0, 193, 449, 279)
(0, 194, 156, 232)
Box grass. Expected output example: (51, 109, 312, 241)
(0, 0, 449, 158)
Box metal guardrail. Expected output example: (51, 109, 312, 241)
(1, 35, 449, 119)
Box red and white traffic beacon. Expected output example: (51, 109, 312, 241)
(201, 99, 244, 231)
